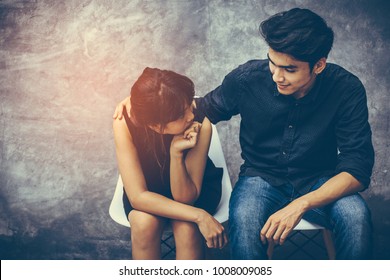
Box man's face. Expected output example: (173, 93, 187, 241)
(268, 48, 319, 99)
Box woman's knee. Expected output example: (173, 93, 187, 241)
(172, 221, 201, 242)
(172, 220, 204, 259)
(129, 211, 165, 244)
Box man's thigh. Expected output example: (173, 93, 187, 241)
(229, 176, 290, 224)
(302, 177, 371, 230)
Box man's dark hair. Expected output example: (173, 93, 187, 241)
(260, 8, 334, 69)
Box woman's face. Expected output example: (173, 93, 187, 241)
(149, 101, 195, 135)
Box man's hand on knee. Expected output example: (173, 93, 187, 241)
(260, 202, 305, 245)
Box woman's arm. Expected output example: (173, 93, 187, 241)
(169, 117, 212, 204)
(113, 116, 226, 248)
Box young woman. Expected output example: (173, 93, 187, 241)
(113, 67, 227, 259)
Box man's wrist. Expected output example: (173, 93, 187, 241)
(295, 197, 311, 212)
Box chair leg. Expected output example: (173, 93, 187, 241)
(267, 243, 274, 260)
(322, 229, 336, 260)
(161, 233, 176, 259)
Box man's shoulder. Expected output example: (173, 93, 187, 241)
(228, 59, 269, 81)
(235, 59, 268, 73)
(321, 63, 366, 103)
(323, 63, 363, 86)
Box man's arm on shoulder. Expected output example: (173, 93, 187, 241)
(113, 96, 131, 120)
(195, 70, 242, 124)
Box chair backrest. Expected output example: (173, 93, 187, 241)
(109, 175, 129, 227)
(109, 124, 232, 227)
(208, 125, 232, 223)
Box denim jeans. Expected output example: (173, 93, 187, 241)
(229, 176, 373, 259)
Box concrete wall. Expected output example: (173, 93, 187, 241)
(0, 0, 389, 259)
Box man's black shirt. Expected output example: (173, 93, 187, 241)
(196, 59, 374, 192)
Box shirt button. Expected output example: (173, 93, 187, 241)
(288, 125, 293, 129)
(282, 151, 287, 155)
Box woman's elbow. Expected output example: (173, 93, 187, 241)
(128, 192, 145, 210)
(172, 190, 199, 205)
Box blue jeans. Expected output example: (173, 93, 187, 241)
(229, 176, 373, 259)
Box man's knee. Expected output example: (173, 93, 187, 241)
(331, 194, 371, 227)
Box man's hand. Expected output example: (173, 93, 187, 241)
(260, 200, 307, 246)
(112, 96, 131, 120)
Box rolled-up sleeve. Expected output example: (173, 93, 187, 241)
(335, 82, 375, 189)
(196, 70, 241, 124)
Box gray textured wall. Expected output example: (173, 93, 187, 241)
(0, 0, 389, 259)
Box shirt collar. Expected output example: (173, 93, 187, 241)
(300, 74, 323, 104)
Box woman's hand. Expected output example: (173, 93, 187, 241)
(196, 210, 228, 249)
(112, 96, 131, 120)
(170, 122, 202, 157)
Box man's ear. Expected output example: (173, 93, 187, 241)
(313, 57, 327, 74)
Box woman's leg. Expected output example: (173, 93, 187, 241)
(171, 220, 205, 259)
(128, 210, 167, 260)
(229, 176, 291, 259)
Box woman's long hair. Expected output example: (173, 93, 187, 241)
(130, 67, 195, 171)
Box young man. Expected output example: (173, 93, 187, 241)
(114, 8, 374, 259)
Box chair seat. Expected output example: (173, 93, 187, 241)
(294, 219, 324, 230)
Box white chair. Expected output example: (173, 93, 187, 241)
(267, 219, 336, 259)
(109, 125, 232, 258)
